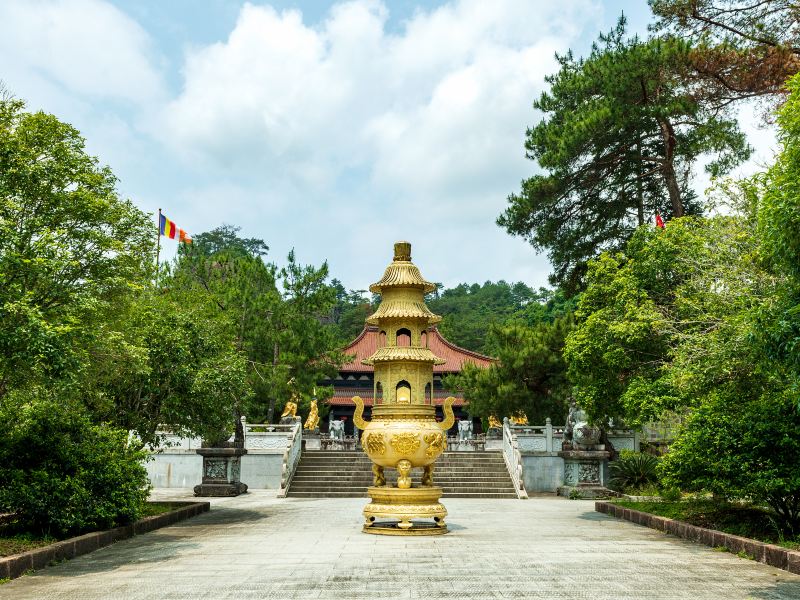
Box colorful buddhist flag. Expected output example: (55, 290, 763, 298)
(655, 212, 665, 229)
(159, 213, 192, 243)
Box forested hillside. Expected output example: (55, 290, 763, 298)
(325, 280, 575, 356)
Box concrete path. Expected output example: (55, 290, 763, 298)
(2, 490, 799, 599)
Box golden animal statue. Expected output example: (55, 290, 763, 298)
(488, 414, 502, 429)
(510, 411, 528, 425)
(352, 241, 455, 535)
(304, 399, 320, 430)
(280, 396, 298, 419)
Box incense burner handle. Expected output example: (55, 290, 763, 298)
(352, 396, 368, 430)
(438, 397, 456, 431)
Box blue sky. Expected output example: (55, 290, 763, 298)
(0, 1, 774, 291)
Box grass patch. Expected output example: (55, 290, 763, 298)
(0, 502, 189, 557)
(142, 502, 185, 517)
(0, 533, 55, 558)
(615, 499, 800, 549)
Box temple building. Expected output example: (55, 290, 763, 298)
(322, 325, 494, 435)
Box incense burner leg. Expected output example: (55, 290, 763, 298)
(422, 463, 434, 487)
(372, 464, 385, 487)
(396, 459, 412, 489)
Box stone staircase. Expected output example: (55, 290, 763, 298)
(286, 450, 519, 499)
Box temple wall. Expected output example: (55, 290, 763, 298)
(146, 451, 284, 489)
(521, 453, 564, 492)
(145, 427, 291, 489)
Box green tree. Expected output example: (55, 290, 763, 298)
(563, 176, 800, 533)
(427, 281, 539, 354)
(81, 289, 252, 446)
(650, 0, 800, 101)
(661, 386, 800, 535)
(0, 95, 251, 446)
(190, 223, 269, 258)
(328, 279, 373, 345)
(171, 228, 347, 423)
(499, 17, 750, 289)
(445, 317, 573, 424)
(757, 74, 800, 388)
(0, 96, 153, 397)
(564, 213, 769, 425)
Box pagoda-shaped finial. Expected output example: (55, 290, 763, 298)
(394, 241, 412, 261)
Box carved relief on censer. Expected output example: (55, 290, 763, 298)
(352, 241, 455, 535)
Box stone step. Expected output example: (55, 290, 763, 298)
(292, 472, 512, 478)
(294, 465, 510, 471)
(294, 464, 509, 471)
(294, 472, 509, 478)
(290, 479, 516, 486)
(300, 454, 503, 460)
(287, 449, 518, 499)
(298, 454, 506, 459)
(286, 491, 518, 499)
(287, 482, 517, 491)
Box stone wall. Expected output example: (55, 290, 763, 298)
(146, 423, 295, 489)
(147, 450, 285, 489)
(515, 424, 637, 493)
(521, 454, 564, 492)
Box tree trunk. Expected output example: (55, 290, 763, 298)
(635, 139, 645, 226)
(266, 342, 279, 423)
(658, 117, 684, 217)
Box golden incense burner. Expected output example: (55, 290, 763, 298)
(352, 241, 455, 535)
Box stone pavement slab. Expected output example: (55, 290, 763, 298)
(1, 491, 799, 599)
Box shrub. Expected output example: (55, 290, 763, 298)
(609, 450, 659, 493)
(660, 487, 682, 502)
(0, 391, 151, 536)
(660, 388, 800, 537)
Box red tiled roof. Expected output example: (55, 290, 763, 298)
(339, 326, 495, 373)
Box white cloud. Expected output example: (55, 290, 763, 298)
(161, 0, 597, 187)
(156, 0, 600, 289)
(0, 0, 164, 104)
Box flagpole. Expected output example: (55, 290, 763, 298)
(155, 208, 162, 277)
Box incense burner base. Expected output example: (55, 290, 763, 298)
(362, 486, 448, 535)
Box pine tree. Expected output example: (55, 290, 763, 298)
(499, 17, 750, 290)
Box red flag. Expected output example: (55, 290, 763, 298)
(655, 212, 665, 229)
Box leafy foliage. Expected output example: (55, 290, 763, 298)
(327, 279, 373, 345)
(564, 94, 800, 532)
(170, 227, 347, 423)
(0, 391, 150, 537)
(427, 281, 541, 354)
(81, 290, 252, 446)
(650, 0, 800, 103)
(445, 316, 573, 423)
(499, 16, 749, 290)
(757, 76, 800, 380)
(609, 451, 660, 493)
(0, 96, 153, 397)
(660, 387, 800, 536)
(565, 212, 770, 426)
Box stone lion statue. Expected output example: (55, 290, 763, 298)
(457, 419, 473, 443)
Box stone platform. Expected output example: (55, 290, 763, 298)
(1, 490, 798, 599)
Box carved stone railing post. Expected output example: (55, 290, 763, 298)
(277, 420, 303, 498)
(502, 417, 528, 499)
(545, 417, 554, 452)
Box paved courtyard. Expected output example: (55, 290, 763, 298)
(2, 491, 799, 599)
